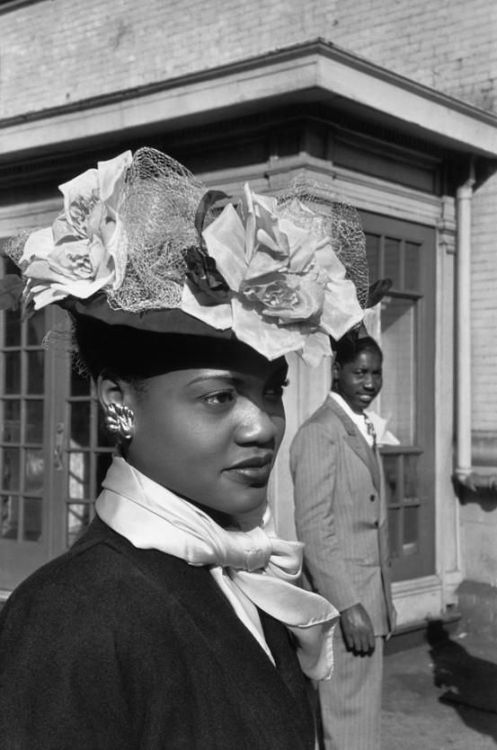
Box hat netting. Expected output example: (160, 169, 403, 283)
(276, 181, 369, 309)
(107, 147, 205, 313)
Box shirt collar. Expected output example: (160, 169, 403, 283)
(329, 391, 374, 447)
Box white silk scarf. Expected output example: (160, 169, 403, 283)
(95, 456, 338, 680)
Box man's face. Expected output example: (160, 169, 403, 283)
(333, 349, 383, 414)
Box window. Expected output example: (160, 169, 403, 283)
(65, 367, 113, 547)
(0, 252, 52, 588)
(362, 213, 436, 581)
(0, 249, 113, 589)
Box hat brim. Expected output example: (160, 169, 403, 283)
(60, 293, 235, 340)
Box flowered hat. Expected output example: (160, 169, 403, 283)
(1, 147, 369, 366)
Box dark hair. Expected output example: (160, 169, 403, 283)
(333, 334, 383, 367)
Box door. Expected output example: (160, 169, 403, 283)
(361, 212, 436, 581)
(0, 253, 56, 589)
(0, 247, 114, 590)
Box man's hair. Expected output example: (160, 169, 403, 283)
(333, 334, 383, 367)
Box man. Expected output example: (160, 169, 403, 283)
(290, 335, 395, 750)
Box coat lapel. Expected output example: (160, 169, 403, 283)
(325, 396, 381, 492)
(77, 517, 314, 747)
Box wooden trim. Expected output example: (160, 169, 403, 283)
(0, 0, 41, 15)
(2, 38, 497, 132)
(392, 574, 443, 627)
(1, 40, 497, 160)
(198, 155, 454, 226)
(0, 198, 59, 235)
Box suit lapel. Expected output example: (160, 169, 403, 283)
(325, 396, 381, 492)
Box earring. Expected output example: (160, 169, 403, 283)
(104, 403, 135, 441)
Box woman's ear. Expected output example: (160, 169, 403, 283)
(97, 372, 137, 447)
(96, 371, 134, 411)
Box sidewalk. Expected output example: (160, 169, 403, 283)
(382, 620, 497, 749)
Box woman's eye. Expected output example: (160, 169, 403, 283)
(265, 379, 289, 398)
(203, 391, 235, 407)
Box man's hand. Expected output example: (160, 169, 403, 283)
(340, 604, 375, 655)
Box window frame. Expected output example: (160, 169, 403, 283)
(361, 211, 436, 581)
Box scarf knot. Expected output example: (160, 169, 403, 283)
(213, 526, 273, 572)
(96, 457, 338, 680)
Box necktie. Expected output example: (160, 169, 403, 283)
(363, 412, 377, 448)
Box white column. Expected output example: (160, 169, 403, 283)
(455, 178, 474, 481)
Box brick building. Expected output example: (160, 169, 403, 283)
(1, 0, 497, 631)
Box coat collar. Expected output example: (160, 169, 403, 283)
(324, 395, 381, 491)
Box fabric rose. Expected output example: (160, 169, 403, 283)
(182, 184, 363, 365)
(20, 151, 132, 310)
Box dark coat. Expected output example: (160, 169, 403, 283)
(0, 516, 315, 750)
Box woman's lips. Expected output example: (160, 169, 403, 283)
(225, 456, 273, 485)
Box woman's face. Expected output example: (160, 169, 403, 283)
(111, 348, 287, 518)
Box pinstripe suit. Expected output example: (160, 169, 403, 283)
(290, 395, 395, 750)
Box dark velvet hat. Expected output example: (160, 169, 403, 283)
(1, 147, 369, 366)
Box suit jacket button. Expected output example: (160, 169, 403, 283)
(370, 494, 376, 502)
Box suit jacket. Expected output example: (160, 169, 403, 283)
(290, 395, 395, 636)
(0, 516, 315, 750)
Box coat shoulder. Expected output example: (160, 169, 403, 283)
(0, 519, 193, 635)
(292, 398, 346, 443)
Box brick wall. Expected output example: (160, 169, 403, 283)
(1, 0, 339, 118)
(2, 0, 495, 118)
(333, 0, 497, 110)
(457, 580, 497, 638)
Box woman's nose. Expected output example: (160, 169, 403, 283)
(235, 401, 280, 445)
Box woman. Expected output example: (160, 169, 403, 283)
(0, 148, 366, 749)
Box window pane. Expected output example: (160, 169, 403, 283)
(403, 505, 419, 547)
(384, 237, 401, 289)
(382, 454, 399, 505)
(71, 368, 91, 397)
(23, 497, 42, 542)
(26, 400, 44, 443)
(380, 297, 416, 444)
(404, 242, 421, 291)
(365, 233, 380, 282)
(5, 308, 21, 347)
(25, 449, 44, 494)
(4, 352, 21, 394)
(66, 502, 91, 547)
(26, 312, 45, 346)
(404, 454, 419, 501)
(27, 351, 45, 394)
(388, 507, 400, 558)
(68, 451, 90, 500)
(3, 448, 20, 491)
(2, 400, 21, 442)
(71, 402, 90, 446)
(1, 495, 18, 539)
(98, 408, 114, 448)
